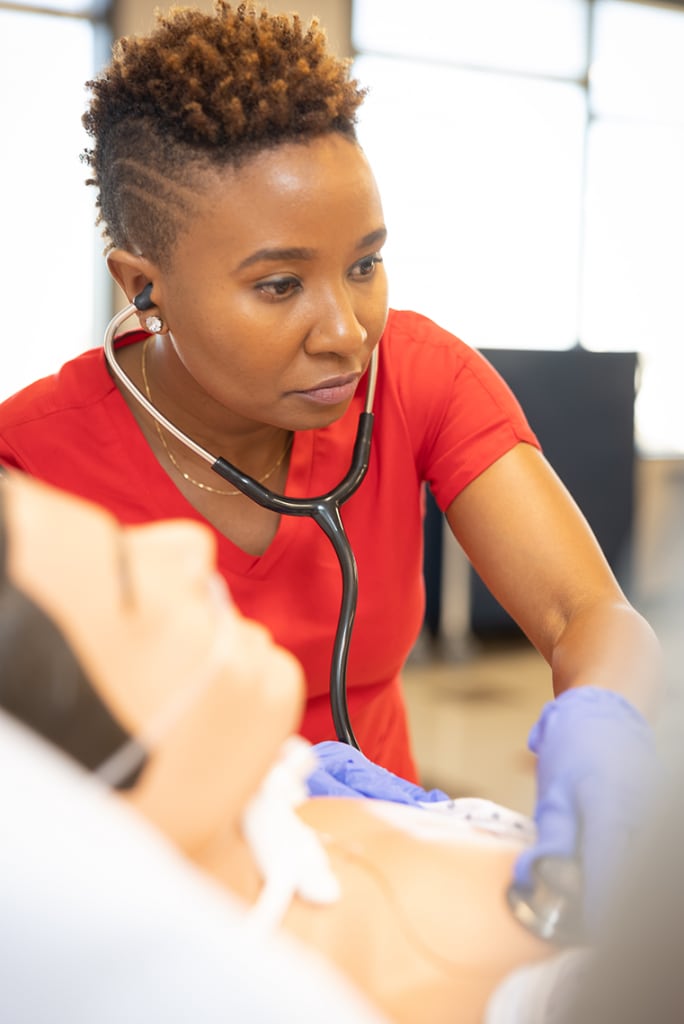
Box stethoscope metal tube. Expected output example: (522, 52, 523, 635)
(104, 302, 379, 749)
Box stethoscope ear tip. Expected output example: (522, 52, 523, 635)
(133, 282, 154, 311)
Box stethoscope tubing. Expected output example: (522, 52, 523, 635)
(104, 303, 379, 749)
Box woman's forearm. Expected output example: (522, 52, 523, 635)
(549, 599, 663, 717)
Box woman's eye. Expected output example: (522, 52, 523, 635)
(256, 277, 301, 300)
(351, 254, 384, 279)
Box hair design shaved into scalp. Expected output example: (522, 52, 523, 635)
(82, 1, 367, 266)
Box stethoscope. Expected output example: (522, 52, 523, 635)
(103, 284, 378, 750)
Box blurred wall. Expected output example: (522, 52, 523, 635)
(112, 0, 353, 57)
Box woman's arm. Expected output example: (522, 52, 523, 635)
(447, 443, 662, 932)
(446, 443, 661, 712)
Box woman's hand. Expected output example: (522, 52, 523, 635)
(513, 686, 660, 934)
(306, 741, 450, 804)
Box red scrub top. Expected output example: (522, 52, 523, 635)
(0, 309, 539, 780)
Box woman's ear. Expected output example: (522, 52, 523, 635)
(107, 250, 163, 322)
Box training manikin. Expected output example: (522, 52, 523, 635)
(1, 471, 571, 1024)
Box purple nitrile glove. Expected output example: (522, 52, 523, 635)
(306, 740, 450, 804)
(514, 686, 659, 935)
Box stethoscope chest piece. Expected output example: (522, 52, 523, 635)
(507, 856, 585, 946)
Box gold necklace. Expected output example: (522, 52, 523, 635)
(140, 337, 292, 497)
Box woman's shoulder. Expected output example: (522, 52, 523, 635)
(381, 309, 492, 376)
(381, 309, 528, 398)
(0, 331, 144, 432)
(0, 349, 105, 427)
(380, 309, 504, 396)
(383, 308, 469, 349)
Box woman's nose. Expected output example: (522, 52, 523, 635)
(305, 290, 368, 357)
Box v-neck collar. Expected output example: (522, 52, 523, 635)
(101, 337, 361, 576)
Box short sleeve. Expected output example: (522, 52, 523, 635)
(382, 311, 540, 512)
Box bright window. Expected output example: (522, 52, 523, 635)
(353, 0, 684, 455)
(0, 2, 110, 400)
(354, 55, 586, 352)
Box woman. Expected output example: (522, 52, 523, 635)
(0, 468, 571, 1024)
(0, 2, 660, 928)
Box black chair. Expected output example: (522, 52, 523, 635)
(423, 347, 638, 637)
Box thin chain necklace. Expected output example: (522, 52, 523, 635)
(140, 336, 292, 497)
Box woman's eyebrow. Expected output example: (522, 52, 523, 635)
(235, 246, 315, 272)
(115, 530, 135, 610)
(356, 227, 387, 250)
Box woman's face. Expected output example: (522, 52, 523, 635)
(125, 133, 389, 433)
(2, 472, 304, 853)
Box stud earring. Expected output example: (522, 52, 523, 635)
(145, 315, 164, 334)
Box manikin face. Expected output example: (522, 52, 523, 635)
(113, 133, 389, 434)
(2, 472, 304, 853)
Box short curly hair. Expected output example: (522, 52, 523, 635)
(82, 1, 366, 264)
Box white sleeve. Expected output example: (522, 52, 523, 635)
(0, 713, 387, 1024)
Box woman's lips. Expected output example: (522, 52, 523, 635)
(295, 375, 361, 406)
